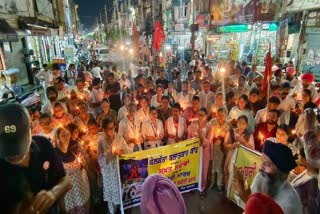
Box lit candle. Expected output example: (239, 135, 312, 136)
(258, 132, 264, 145)
(144, 88, 148, 93)
(77, 154, 82, 165)
(112, 145, 116, 154)
(291, 130, 296, 135)
(216, 128, 221, 138)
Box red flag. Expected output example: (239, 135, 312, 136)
(153, 20, 165, 52)
(132, 22, 140, 59)
(262, 44, 272, 96)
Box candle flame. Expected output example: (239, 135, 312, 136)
(258, 132, 264, 140)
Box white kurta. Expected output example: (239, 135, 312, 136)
(98, 133, 130, 214)
(176, 91, 193, 110)
(198, 91, 215, 110)
(166, 116, 186, 144)
(117, 106, 128, 122)
(136, 108, 150, 124)
(118, 116, 142, 152)
(141, 119, 164, 149)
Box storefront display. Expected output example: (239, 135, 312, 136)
(206, 23, 277, 65)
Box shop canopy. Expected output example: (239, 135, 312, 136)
(287, 0, 320, 12)
(0, 19, 18, 42)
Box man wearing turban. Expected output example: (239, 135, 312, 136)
(234, 140, 303, 214)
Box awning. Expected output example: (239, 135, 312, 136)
(0, 19, 18, 42)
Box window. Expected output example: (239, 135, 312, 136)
(178, 2, 188, 18)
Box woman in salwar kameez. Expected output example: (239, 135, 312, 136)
(54, 126, 90, 214)
(187, 107, 213, 197)
(98, 117, 131, 214)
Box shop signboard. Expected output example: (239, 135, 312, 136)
(31, 28, 51, 36)
(217, 24, 249, 33)
(210, 0, 281, 25)
(118, 138, 202, 211)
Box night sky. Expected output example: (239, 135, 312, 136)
(74, 0, 110, 32)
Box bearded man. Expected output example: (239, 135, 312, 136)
(253, 109, 280, 152)
(234, 140, 303, 214)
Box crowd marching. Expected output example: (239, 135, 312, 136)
(1, 55, 320, 214)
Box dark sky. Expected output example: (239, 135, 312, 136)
(74, 0, 108, 32)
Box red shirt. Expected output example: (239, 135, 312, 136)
(253, 122, 277, 152)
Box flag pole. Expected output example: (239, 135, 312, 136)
(266, 42, 271, 105)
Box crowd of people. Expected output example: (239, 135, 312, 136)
(1, 55, 320, 214)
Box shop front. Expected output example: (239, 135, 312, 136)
(206, 23, 277, 66)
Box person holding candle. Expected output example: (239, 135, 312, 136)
(98, 117, 131, 214)
(117, 94, 131, 122)
(74, 78, 90, 102)
(54, 125, 90, 213)
(89, 78, 104, 117)
(81, 119, 102, 211)
(96, 98, 118, 127)
(150, 84, 164, 108)
(165, 103, 187, 145)
(291, 148, 320, 214)
(199, 80, 215, 110)
(0, 104, 71, 214)
(65, 89, 82, 117)
(157, 96, 172, 124)
(142, 106, 164, 149)
(136, 96, 150, 124)
(38, 113, 57, 144)
(191, 108, 215, 197)
(176, 81, 194, 111)
(118, 103, 143, 152)
(209, 107, 230, 191)
(253, 109, 280, 152)
(183, 95, 201, 125)
(52, 101, 73, 129)
(73, 101, 95, 136)
(228, 94, 255, 133)
(294, 90, 316, 138)
(42, 86, 68, 117)
(224, 115, 255, 190)
(255, 96, 281, 126)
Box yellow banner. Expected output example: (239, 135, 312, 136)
(227, 145, 262, 209)
(118, 138, 202, 210)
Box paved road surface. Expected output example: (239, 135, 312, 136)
(117, 189, 243, 214)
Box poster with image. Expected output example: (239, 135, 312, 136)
(227, 145, 262, 209)
(118, 138, 202, 211)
